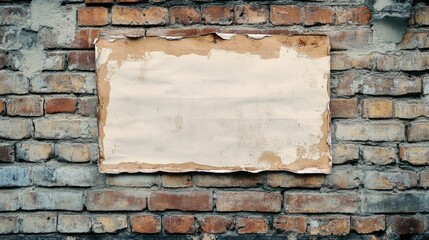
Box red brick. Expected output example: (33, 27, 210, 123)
(68, 51, 96, 71)
(351, 215, 385, 234)
(400, 143, 429, 165)
(326, 167, 360, 189)
(161, 174, 192, 188)
(362, 99, 393, 119)
(0, 100, 5, 115)
(78, 7, 109, 26)
(164, 215, 195, 234)
(146, 27, 220, 38)
(198, 216, 233, 234)
(71, 29, 101, 49)
(45, 97, 77, 114)
(0, 144, 14, 163)
(270, 5, 301, 25)
(85, 0, 113, 4)
(364, 170, 418, 190)
(330, 52, 371, 70)
(112, 6, 168, 26)
(332, 144, 359, 164)
(79, 96, 98, 117)
(216, 191, 281, 212)
(285, 193, 358, 213)
(303, 6, 334, 25)
(148, 191, 212, 211)
(202, 6, 233, 25)
(376, 52, 429, 71)
(330, 98, 358, 118)
(131, 214, 161, 234)
(416, 7, 429, 25)
(7, 95, 43, 116)
(390, 216, 425, 235)
(234, 5, 267, 24)
(170, 6, 201, 25)
(327, 29, 373, 50)
(86, 189, 147, 211)
(408, 121, 429, 142)
(308, 216, 350, 235)
(267, 173, 324, 188)
(194, 173, 263, 187)
(273, 215, 307, 234)
(44, 52, 66, 70)
(399, 30, 429, 49)
(336, 6, 372, 25)
(362, 146, 397, 165)
(236, 217, 268, 234)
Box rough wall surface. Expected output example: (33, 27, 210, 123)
(0, 0, 428, 239)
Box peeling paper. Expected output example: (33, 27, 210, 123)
(96, 34, 331, 174)
(159, 36, 184, 40)
(215, 33, 236, 40)
(247, 34, 271, 39)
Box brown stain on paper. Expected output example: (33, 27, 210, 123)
(96, 33, 331, 174)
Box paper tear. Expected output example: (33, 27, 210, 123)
(247, 34, 271, 40)
(159, 36, 184, 40)
(215, 33, 236, 40)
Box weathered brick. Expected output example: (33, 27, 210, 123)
(21, 189, 84, 211)
(336, 6, 371, 25)
(285, 193, 358, 213)
(308, 216, 350, 235)
(0, 27, 20, 50)
(364, 170, 418, 190)
(68, 51, 96, 71)
(33, 166, 103, 187)
(376, 52, 429, 71)
(16, 141, 52, 162)
(198, 215, 233, 234)
(416, 7, 429, 25)
(31, 73, 96, 94)
(43, 52, 66, 71)
(149, 191, 212, 211)
(34, 117, 97, 139)
(106, 174, 160, 187)
(70, 28, 101, 49)
(170, 6, 201, 25)
(131, 214, 161, 234)
(58, 214, 91, 233)
(273, 215, 307, 234)
(85, 0, 114, 4)
(202, 6, 233, 25)
(420, 170, 429, 188)
(162, 174, 192, 188)
(21, 213, 57, 233)
(363, 193, 429, 213)
(327, 29, 373, 50)
(399, 30, 429, 49)
(92, 215, 127, 233)
(390, 216, 425, 235)
(112, 6, 168, 25)
(7, 95, 43, 117)
(0, 99, 4, 115)
(332, 144, 359, 164)
(164, 215, 195, 234)
(336, 120, 405, 141)
(78, 7, 109, 26)
(326, 167, 360, 189)
(194, 173, 263, 187)
(234, 5, 266, 24)
(270, 5, 301, 25)
(330, 98, 358, 118)
(79, 96, 98, 117)
(0, 72, 28, 94)
(351, 215, 385, 234)
(362, 99, 393, 119)
(408, 120, 429, 142)
(400, 144, 429, 165)
(303, 6, 334, 25)
(0, 118, 32, 139)
(0, 166, 31, 187)
(45, 96, 77, 114)
(0, 190, 19, 211)
(217, 191, 281, 212)
(330, 52, 371, 70)
(0, 143, 14, 163)
(236, 217, 268, 234)
(362, 146, 397, 165)
(267, 173, 324, 188)
(395, 100, 429, 119)
(55, 142, 98, 162)
(86, 189, 147, 211)
(0, 215, 18, 234)
(0, 6, 29, 25)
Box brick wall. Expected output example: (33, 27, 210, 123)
(0, 0, 428, 238)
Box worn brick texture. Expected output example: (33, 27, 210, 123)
(0, 0, 428, 238)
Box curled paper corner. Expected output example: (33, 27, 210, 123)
(93, 38, 99, 45)
(159, 36, 184, 40)
(247, 34, 271, 40)
(215, 33, 236, 40)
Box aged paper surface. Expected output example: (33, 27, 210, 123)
(96, 34, 331, 173)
